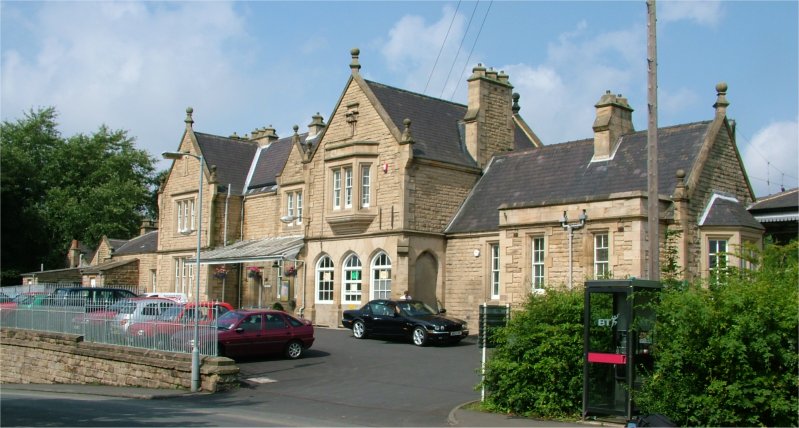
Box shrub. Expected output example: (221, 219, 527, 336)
(637, 241, 798, 426)
(481, 289, 584, 419)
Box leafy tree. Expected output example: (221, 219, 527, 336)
(1, 108, 158, 285)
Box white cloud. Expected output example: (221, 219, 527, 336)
(379, 5, 467, 95)
(503, 22, 646, 144)
(1, 2, 256, 165)
(660, 1, 723, 27)
(742, 120, 799, 197)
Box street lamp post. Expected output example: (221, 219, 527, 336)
(163, 150, 204, 392)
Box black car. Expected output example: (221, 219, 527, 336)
(342, 299, 469, 346)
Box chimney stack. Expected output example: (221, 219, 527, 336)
(69, 239, 81, 268)
(140, 219, 158, 236)
(592, 91, 634, 161)
(463, 64, 515, 169)
(251, 125, 279, 148)
(308, 112, 326, 137)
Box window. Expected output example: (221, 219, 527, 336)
(491, 244, 500, 299)
(594, 233, 609, 279)
(176, 198, 195, 233)
(371, 252, 392, 300)
(361, 165, 371, 208)
(344, 167, 353, 208)
(174, 258, 194, 295)
(296, 191, 303, 224)
(287, 192, 294, 219)
(532, 237, 545, 291)
(709, 239, 728, 280)
(343, 254, 362, 303)
(333, 169, 341, 209)
(316, 256, 334, 303)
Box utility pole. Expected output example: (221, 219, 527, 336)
(647, 0, 660, 280)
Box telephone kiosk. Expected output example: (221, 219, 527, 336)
(582, 279, 661, 421)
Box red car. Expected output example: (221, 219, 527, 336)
(171, 309, 315, 359)
(128, 301, 233, 348)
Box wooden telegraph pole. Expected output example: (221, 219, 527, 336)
(647, 0, 660, 280)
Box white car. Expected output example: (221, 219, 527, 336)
(143, 292, 188, 304)
(112, 297, 182, 336)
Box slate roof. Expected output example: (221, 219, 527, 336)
(700, 194, 763, 230)
(247, 133, 307, 191)
(81, 258, 139, 274)
(195, 132, 258, 195)
(447, 121, 712, 234)
(114, 231, 158, 256)
(748, 188, 798, 211)
(365, 80, 535, 168)
(108, 238, 129, 250)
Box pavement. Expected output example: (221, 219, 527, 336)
(2, 383, 619, 427)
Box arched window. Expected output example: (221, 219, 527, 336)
(371, 252, 392, 300)
(342, 254, 362, 303)
(316, 256, 334, 303)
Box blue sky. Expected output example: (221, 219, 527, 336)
(2, 1, 797, 197)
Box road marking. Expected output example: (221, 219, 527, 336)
(247, 377, 278, 384)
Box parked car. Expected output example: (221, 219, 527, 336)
(342, 299, 469, 346)
(127, 301, 233, 348)
(143, 292, 188, 303)
(45, 287, 138, 312)
(0, 292, 48, 324)
(74, 297, 179, 342)
(171, 309, 315, 359)
(0, 292, 12, 303)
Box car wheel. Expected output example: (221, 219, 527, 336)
(412, 326, 428, 346)
(217, 343, 226, 357)
(285, 340, 303, 359)
(352, 320, 367, 339)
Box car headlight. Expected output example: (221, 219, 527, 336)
(462, 322, 468, 330)
(433, 325, 445, 331)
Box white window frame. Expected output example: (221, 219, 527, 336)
(176, 198, 196, 233)
(316, 256, 334, 303)
(333, 169, 341, 210)
(370, 252, 392, 300)
(709, 238, 728, 281)
(287, 192, 294, 219)
(490, 244, 500, 299)
(175, 257, 194, 295)
(342, 254, 362, 303)
(594, 233, 609, 279)
(296, 191, 303, 224)
(361, 165, 371, 208)
(532, 236, 545, 291)
(344, 167, 353, 208)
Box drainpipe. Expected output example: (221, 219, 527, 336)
(561, 209, 588, 290)
(223, 184, 231, 247)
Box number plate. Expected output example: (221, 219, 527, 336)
(450, 331, 462, 336)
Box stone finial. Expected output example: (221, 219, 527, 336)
(512, 93, 521, 114)
(713, 82, 729, 115)
(292, 124, 301, 146)
(674, 169, 687, 200)
(400, 118, 414, 145)
(350, 48, 361, 74)
(185, 107, 194, 128)
(210, 164, 218, 183)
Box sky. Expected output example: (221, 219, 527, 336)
(2, 0, 797, 198)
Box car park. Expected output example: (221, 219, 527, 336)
(110, 297, 181, 336)
(0, 292, 49, 325)
(172, 309, 315, 359)
(342, 299, 469, 346)
(127, 301, 233, 348)
(45, 287, 138, 312)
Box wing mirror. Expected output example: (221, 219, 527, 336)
(438, 308, 447, 314)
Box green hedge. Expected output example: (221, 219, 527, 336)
(481, 242, 798, 426)
(481, 289, 584, 419)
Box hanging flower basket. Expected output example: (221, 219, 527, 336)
(247, 266, 261, 279)
(285, 266, 297, 277)
(214, 265, 228, 280)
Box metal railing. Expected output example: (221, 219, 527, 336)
(0, 304, 218, 356)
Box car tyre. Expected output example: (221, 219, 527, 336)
(412, 326, 428, 346)
(285, 340, 303, 359)
(352, 320, 367, 339)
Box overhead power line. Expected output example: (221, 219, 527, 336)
(424, 1, 461, 95)
(439, 0, 479, 99)
(449, 0, 493, 101)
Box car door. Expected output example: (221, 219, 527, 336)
(225, 314, 264, 357)
(263, 313, 292, 354)
(370, 302, 400, 336)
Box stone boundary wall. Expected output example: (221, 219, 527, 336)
(0, 328, 239, 393)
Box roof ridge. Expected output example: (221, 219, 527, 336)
(364, 79, 467, 109)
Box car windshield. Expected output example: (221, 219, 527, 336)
(157, 306, 184, 321)
(396, 301, 437, 317)
(114, 301, 137, 314)
(216, 311, 246, 330)
(13, 294, 37, 304)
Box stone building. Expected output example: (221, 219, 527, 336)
(154, 49, 761, 326)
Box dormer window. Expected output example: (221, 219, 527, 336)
(285, 190, 303, 226)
